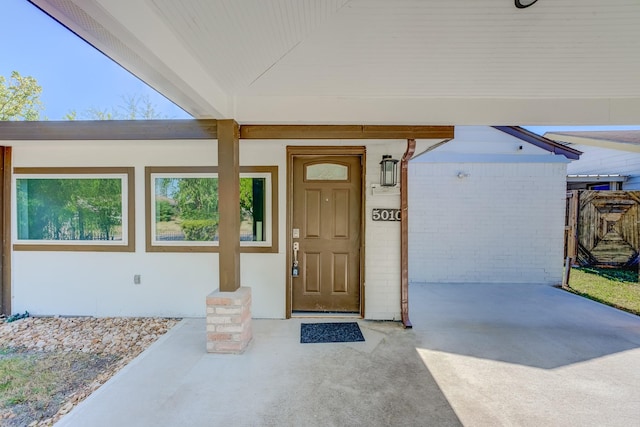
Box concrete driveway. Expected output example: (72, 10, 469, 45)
(56, 283, 640, 427)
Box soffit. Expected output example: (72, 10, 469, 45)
(147, 0, 640, 98)
(28, 0, 640, 124)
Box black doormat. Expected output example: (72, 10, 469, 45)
(300, 322, 365, 344)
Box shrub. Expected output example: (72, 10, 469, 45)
(180, 219, 218, 241)
(156, 200, 176, 222)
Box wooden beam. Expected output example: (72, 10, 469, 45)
(217, 120, 241, 292)
(0, 121, 454, 141)
(240, 125, 454, 140)
(0, 119, 218, 140)
(0, 147, 11, 315)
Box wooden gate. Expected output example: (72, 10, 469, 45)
(566, 190, 640, 267)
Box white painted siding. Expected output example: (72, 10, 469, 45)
(567, 144, 640, 190)
(9, 138, 407, 320)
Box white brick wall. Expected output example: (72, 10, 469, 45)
(408, 162, 567, 284)
(363, 142, 405, 320)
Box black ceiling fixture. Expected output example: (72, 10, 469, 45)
(515, 0, 538, 8)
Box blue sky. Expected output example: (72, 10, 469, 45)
(2, 1, 639, 135)
(2, 0, 190, 120)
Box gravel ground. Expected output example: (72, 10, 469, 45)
(0, 316, 180, 426)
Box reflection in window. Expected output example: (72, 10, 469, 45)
(148, 168, 275, 251)
(154, 175, 218, 242)
(152, 176, 267, 243)
(16, 176, 126, 243)
(306, 163, 348, 181)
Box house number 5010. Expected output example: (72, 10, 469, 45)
(372, 208, 401, 221)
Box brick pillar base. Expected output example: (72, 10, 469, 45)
(206, 287, 252, 354)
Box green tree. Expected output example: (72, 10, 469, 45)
(17, 179, 68, 240)
(175, 178, 218, 241)
(176, 178, 218, 220)
(17, 178, 122, 241)
(240, 178, 253, 217)
(0, 71, 43, 121)
(73, 179, 122, 240)
(156, 200, 176, 222)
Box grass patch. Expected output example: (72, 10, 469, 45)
(0, 349, 118, 426)
(0, 353, 56, 408)
(567, 267, 640, 316)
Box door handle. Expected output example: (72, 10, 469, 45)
(292, 242, 300, 277)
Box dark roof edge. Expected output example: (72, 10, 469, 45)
(493, 126, 582, 160)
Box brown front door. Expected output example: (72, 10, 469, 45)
(291, 155, 362, 313)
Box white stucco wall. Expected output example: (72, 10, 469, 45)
(408, 127, 569, 285)
(9, 138, 409, 320)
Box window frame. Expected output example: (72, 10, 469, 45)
(145, 166, 278, 253)
(13, 167, 135, 252)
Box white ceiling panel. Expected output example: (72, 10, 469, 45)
(28, 0, 640, 124)
(246, 0, 640, 98)
(149, 0, 350, 93)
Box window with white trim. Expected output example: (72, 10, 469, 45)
(14, 167, 134, 252)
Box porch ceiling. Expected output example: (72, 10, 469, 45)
(30, 0, 640, 125)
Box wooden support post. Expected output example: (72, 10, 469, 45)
(400, 139, 416, 329)
(0, 147, 11, 316)
(566, 190, 579, 262)
(562, 256, 573, 288)
(217, 120, 241, 292)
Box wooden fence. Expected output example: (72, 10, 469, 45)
(566, 190, 640, 267)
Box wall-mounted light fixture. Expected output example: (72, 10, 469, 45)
(515, 0, 538, 8)
(380, 155, 399, 187)
(457, 172, 470, 179)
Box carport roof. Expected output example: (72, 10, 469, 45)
(545, 131, 640, 152)
(29, 0, 640, 125)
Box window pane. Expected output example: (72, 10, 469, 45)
(240, 177, 266, 242)
(17, 178, 123, 241)
(306, 163, 348, 181)
(154, 177, 219, 242)
(147, 166, 276, 253)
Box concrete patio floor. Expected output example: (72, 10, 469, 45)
(56, 283, 640, 427)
